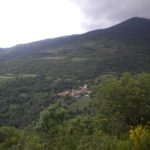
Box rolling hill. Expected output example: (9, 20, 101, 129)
(0, 17, 150, 80)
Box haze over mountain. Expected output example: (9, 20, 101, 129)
(0, 17, 150, 79)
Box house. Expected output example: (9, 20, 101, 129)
(58, 85, 91, 97)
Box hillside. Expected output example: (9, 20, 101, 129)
(0, 17, 150, 128)
(0, 17, 150, 80)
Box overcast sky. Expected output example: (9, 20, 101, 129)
(72, 0, 150, 30)
(0, 0, 150, 47)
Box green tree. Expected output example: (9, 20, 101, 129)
(0, 126, 20, 149)
(93, 73, 150, 135)
(35, 103, 66, 135)
(0, 126, 44, 150)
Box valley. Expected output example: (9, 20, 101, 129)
(0, 17, 150, 150)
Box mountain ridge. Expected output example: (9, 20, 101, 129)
(0, 17, 150, 79)
(0, 17, 150, 50)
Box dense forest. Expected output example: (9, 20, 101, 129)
(0, 73, 150, 149)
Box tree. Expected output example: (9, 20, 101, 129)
(0, 126, 44, 150)
(35, 103, 66, 135)
(93, 73, 150, 135)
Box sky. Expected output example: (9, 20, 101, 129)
(0, 0, 150, 47)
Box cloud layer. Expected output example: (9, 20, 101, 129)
(0, 0, 83, 47)
(72, 0, 150, 30)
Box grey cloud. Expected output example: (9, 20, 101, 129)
(71, 0, 150, 31)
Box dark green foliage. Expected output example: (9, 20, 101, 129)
(0, 18, 150, 80)
(93, 73, 150, 135)
(0, 126, 44, 150)
(33, 106, 133, 150)
(0, 126, 20, 149)
(0, 76, 77, 127)
(0, 73, 149, 149)
(19, 73, 147, 149)
(35, 103, 66, 134)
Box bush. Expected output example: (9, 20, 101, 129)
(129, 125, 150, 150)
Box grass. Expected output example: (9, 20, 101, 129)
(0, 75, 15, 82)
(17, 73, 37, 78)
(0, 73, 37, 82)
(71, 58, 89, 62)
(0, 75, 14, 79)
(34, 56, 65, 60)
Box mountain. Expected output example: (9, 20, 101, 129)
(0, 17, 150, 128)
(0, 17, 150, 80)
(83, 17, 150, 40)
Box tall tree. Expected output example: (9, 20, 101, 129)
(93, 73, 150, 135)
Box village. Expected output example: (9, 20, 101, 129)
(58, 85, 92, 98)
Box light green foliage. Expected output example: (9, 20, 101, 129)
(129, 125, 150, 150)
(0, 126, 20, 149)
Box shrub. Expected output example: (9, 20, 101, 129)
(129, 125, 150, 150)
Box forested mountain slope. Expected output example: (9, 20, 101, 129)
(0, 17, 150, 80)
(0, 18, 150, 150)
(0, 17, 150, 127)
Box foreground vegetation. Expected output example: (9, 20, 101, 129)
(0, 72, 149, 150)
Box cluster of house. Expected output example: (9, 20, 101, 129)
(58, 85, 92, 97)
